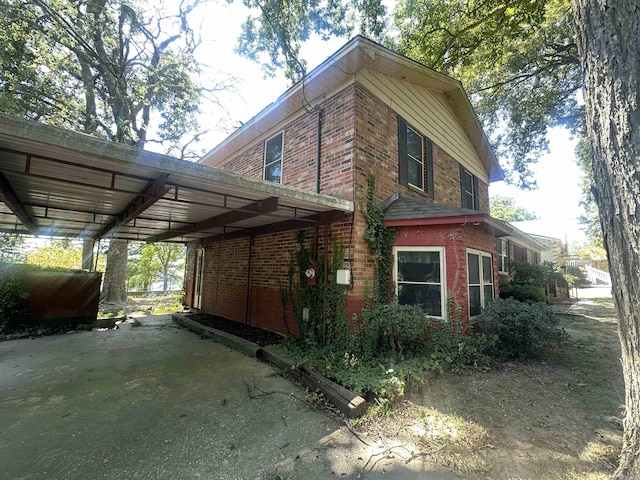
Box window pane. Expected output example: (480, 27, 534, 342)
(467, 253, 479, 284)
(398, 284, 442, 317)
(469, 286, 481, 316)
(398, 251, 440, 283)
(462, 193, 474, 209)
(482, 256, 493, 283)
(462, 170, 473, 192)
(265, 133, 283, 183)
(406, 128, 422, 160)
(483, 285, 494, 306)
(265, 162, 281, 183)
(407, 158, 423, 188)
(265, 134, 282, 163)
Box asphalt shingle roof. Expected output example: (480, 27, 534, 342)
(382, 193, 482, 220)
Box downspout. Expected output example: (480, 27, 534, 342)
(245, 234, 254, 325)
(315, 106, 323, 194)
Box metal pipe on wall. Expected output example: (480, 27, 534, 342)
(315, 106, 323, 194)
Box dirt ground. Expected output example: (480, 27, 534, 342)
(348, 298, 624, 479)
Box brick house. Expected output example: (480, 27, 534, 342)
(184, 36, 541, 334)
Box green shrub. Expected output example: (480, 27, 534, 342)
(0, 262, 30, 332)
(511, 261, 545, 286)
(479, 298, 568, 360)
(360, 302, 427, 359)
(280, 338, 432, 400)
(499, 282, 546, 303)
(425, 301, 490, 372)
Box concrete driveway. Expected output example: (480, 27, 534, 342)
(0, 316, 458, 480)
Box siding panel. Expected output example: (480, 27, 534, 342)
(358, 70, 488, 183)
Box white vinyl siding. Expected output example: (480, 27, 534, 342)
(358, 69, 489, 184)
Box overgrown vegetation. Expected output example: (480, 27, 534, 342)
(479, 298, 568, 360)
(282, 296, 490, 399)
(0, 262, 30, 333)
(500, 260, 558, 303)
(358, 175, 398, 305)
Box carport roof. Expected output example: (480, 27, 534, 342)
(0, 114, 354, 244)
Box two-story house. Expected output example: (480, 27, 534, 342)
(184, 36, 541, 333)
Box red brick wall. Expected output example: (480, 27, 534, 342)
(199, 239, 250, 324)
(206, 86, 357, 202)
(393, 222, 498, 324)
(352, 84, 490, 213)
(187, 81, 495, 334)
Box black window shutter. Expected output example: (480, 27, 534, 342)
(459, 164, 467, 208)
(473, 175, 479, 210)
(425, 138, 434, 199)
(506, 239, 511, 272)
(398, 116, 408, 186)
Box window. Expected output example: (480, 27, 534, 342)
(407, 126, 424, 189)
(460, 166, 479, 210)
(496, 238, 510, 274)
(264, 132, 283, 183)
(513, 244, 528, 262)
(532, 251, 540, 264)
(394, 247, 446, 318)
(467, 249, 494, 317)
(398, 116, 434, 197)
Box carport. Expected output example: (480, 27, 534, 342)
(0, 113, 353, 300)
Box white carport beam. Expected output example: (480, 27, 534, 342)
(0, 172, 38, 234)
(146, 196, 279, 243)
(95, 173, 171, 240)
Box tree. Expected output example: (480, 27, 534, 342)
(236, 0, 581, 189)
(0, 0, 216, 303)
(0, 233, 25, 263)
(572, 1, 640, 476)
(236, 0, 386, 80)
(26, 239, 82, 269)
(127, 242, 185, 291)
(575, 132, 604, 244)
(490, 195, 538, 222)
(388, 0, 580, 189)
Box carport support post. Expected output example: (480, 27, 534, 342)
(82, 238, 95, 271)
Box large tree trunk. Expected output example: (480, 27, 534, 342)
(101, 239, 128, 303)
(572, 1, 640, 477)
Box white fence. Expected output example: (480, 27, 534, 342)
(585, 265, 611, 285)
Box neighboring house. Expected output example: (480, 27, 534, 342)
(494, 232, 545, 279)
(185, 36, 542, 333)
(528, 234, 567, 266)
(496, 229, 570, 300)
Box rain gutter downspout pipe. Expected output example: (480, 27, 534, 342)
(315, 106, 323, 194)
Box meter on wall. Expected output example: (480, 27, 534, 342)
(305, 266, 317, 285)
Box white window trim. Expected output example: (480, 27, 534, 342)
(393, 246, 447, 320)
(263, 131, 284, 184)
(497, 238, 509, 274)
(461, 168, 476, 209)
(406, 125, 424, 191)
(467, 248, 494, 318)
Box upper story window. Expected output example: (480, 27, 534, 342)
(264, 132, 283, 183)
(460, 166, 479, 210)
(398, 116, 434, 198)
